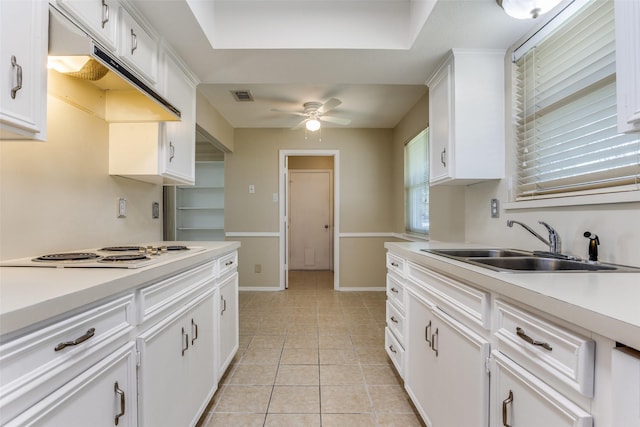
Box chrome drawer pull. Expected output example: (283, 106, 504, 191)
(390, 287, 399, 293)
(10, 55, 22, 99)
(390, 316, 399, 324)
(225, 260, 234, 266)
(101, 0, 109, 28)
(221, 296, 227, 315)
(114, 381, 125, 425)
(388, 344, 397, 354)
(169, 141, 175, 162)
(425, 320, 432, 347)
(54, 328, 96, 351)
(431, 327, 439, 357)
(502, 390, 513, 427)
(440, 147, 447, 167)
(191, 318, 199, 345)
(390, 262, 399, 267)
(181, 327, 189, 356)
(516, 327, 552, 351)
(130, 29, 137, 54)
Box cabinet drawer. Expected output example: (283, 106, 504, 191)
(386, 301, 405, 345)
(137, 261, 215, 324)
(385, 327, 404, 378)
(494, 300, 595, 397)
(491, 351, 592, 427)
(386, 273, 404, 310)
(0, 294, 134, 422)
(386, 253, 405, 278)
(217, 251, 238, 278)
(407, 261, 490, 330)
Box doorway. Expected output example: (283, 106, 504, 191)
(279, 150, 340, 290)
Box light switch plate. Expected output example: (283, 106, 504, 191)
(490, 198, 500, 218)
(117, 198, 127, 218)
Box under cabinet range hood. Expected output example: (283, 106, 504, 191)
(48, 6, 180, 122)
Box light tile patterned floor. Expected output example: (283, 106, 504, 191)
(198, 271, 424, 427)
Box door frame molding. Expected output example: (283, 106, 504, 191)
(279, 149, 340, 290)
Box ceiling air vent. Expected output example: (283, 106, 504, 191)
(231, 90, 254, 102)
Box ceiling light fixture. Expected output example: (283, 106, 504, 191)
(496, 0, 562, 19)
(305, 118, 321, 132)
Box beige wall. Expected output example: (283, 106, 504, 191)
(225, 128, 396, 288)
(1, 78, 163, 260)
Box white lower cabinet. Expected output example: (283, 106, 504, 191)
(405, 286, 490, 427)
(6, 343, 137, 427)
(217, 272, 239, 381)
(491, 351, 592, 427)
(137, 289, 215, 427)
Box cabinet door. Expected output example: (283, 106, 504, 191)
(0, 0, 47, 140)
(428, 60, 452, 184)
(184, 293, 216, 426)
(6, 343, 137, 427)
(429, 307, 490, 427)
(56, 0, 118, 50)
(161, 54, 195, 184)
(137, 290, 215, 427)
(217, 272, 239, 380)
(491, 351, 592, 427)
(614, 0, 640, 133)
(118, 6, 157, 85)
(405, 290, 438, 426)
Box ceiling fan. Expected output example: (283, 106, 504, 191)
(272, 98, 351, 131)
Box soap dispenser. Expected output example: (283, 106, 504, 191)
(583, 231, 600, 262)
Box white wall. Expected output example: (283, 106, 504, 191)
(0, 82, 163, 260)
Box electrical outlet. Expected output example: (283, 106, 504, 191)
(254, 264, 262, 273)
(117, 198, 127, 218)
(490, 198, 500, 218)
(249, 184, 255, 194)
(152, 202, 160, 219)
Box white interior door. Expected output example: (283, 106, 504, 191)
(289, 170, 332, 270)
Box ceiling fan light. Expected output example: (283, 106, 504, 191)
(497, 0, 561, 19)
(306, 118, 321, 132)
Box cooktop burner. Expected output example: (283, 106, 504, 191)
(166, 245, 189, 251)
(100, 246, 142, 252)
(99, 254, 150, 262)
(34, 253, 101, 262)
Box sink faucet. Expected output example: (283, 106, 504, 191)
(507, 220, 560, 254)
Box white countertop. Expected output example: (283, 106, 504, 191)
(385, 241, 640, 351)
(0, 241, 240, 337)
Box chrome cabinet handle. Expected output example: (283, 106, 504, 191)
(390, 287, 399, 294)
(114, 381, 125, 425)
(130, 29, 137, 54)
(440, 147, 447, 167)
(502, 390, 513, 427)
(221, 296, 227, 315)
(431, 327, 439, 357)
(10, 55, 22, 99)
(390, 262, 399, 267)
(425, 320, 432, 347)
(388, 345, 397, 354)
(169, 141, 175, 163)
(516, 327, 552, 351)
(225, 260, 234, 266)
(101, 0, 109, 28)
(181, 327, 189, 356)
(55, 328, 96, 351)
(191, 318, 198, 345)
(390, 316, 399, 324)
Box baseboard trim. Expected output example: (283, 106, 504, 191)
(338, 287, 386, 292)
(239, 286, 283, 291)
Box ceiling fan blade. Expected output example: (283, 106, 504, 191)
(318, 98, 341, 114)
(291, 118, 308, 130)
(319, 115, 351, 125)
(270, 108, 307, 117)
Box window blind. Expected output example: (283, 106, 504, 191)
(514, 0, 640, 198)
(405, 129, 429, 234)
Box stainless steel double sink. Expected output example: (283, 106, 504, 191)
(420, 248, 640, 272)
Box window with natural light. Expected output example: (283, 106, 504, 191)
(405, 129, 429, 234)
(513, 0, 640, 200)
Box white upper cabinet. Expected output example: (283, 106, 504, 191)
(0, 0, 47, 141)
(614, 0, 640, 133)
(427, 49, 506, 185)
(55, 0, 118, 50)
(117, 5, 157, 86)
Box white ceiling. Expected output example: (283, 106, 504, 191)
(131, 0, 544, 130)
